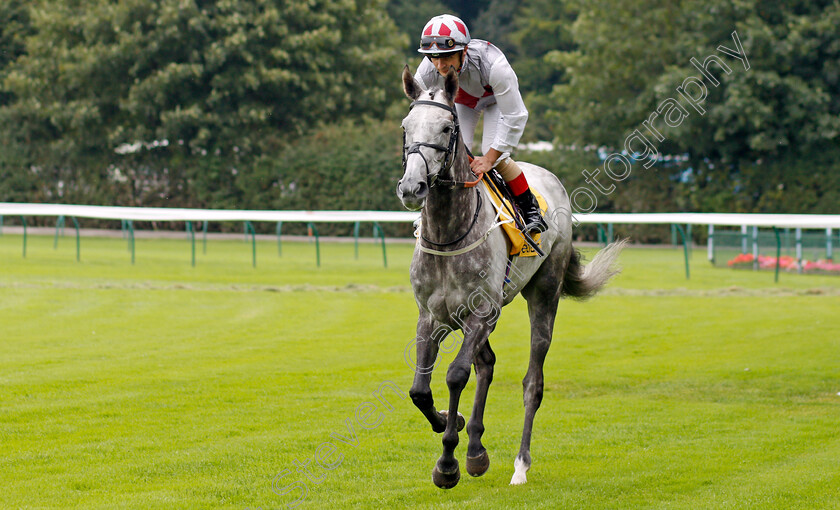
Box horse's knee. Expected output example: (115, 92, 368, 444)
(445, 364, 470, 390)
(410, 388, 433, 410)
(522, 377, 544, 409)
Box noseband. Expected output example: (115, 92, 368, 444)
(402, 100, 479, 189)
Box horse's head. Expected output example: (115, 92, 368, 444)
(397, 65, 459, 211)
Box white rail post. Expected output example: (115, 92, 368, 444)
(741, 225, 748, 254)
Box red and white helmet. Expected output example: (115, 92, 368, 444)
(417, 14, 470, 55)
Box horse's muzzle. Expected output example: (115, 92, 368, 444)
(397, 179, 428, 210)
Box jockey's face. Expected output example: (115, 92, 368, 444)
(429, 50, 464, 76)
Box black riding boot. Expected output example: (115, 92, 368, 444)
(514, 189, 548, 235)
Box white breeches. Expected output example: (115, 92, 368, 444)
(457, 103, 508, 162)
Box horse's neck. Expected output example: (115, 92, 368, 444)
(422, 142, 477, 242)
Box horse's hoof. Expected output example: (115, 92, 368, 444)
(466, 450, 490, 477)
(438, 410, 465, 431)
(432, 461, 460, 489)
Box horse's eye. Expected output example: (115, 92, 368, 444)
(443, 126, 452, 134)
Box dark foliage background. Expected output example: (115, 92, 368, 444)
(1, 0, 837, 240)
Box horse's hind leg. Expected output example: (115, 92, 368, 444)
(466, 340, 496, 477)
(511, 253, 566, 485)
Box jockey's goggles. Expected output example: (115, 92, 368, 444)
(420, 36, 460, 51)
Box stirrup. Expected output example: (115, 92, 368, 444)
(524, 216, 548, 235)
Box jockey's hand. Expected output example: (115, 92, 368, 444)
(470, 149, 502, 176)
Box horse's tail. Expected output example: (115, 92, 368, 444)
(561, 238, 627, 300)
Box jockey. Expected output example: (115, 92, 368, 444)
(414, 14, 548, 235)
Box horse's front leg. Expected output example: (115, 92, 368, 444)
(408, 315, 462, 434)
(433, 316, 494, 489)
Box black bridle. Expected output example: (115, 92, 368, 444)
(402, 99, 483, 248)
(402, 100, 478, 189)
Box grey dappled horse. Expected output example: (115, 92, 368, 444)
(397, 66, 626, 489)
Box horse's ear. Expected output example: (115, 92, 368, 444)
(403, 65, 422, 100)
(444, 66, 459, 103)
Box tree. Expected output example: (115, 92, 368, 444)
(0, 0, 32, 107)
(543, 0, 840, 213)
(502, 0, 577, 141)
(472, 0, 518, 52)
(0, 0, 406, 208)
(387, 0, 451, 61)
(0, 0, 37, 202)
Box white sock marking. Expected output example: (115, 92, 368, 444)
(510, 456, 529, 485)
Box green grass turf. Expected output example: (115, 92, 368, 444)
(1, 233, 838, 509)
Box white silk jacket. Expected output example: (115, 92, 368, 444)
(415, 39, 529, 155)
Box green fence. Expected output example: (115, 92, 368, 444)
(1, 215, 391, 269)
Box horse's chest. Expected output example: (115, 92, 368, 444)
(410, 258, 505, 329)
(411, 271, 472, 324)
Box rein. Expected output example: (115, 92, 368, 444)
(419, 188, 482, 247)
(415, 186, 513, 257)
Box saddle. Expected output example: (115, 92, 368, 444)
(482, 170, 547, 257)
